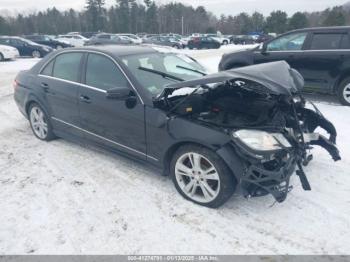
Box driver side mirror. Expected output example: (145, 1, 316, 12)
(106, 86, 132, 100)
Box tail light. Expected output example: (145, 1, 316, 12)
(13, 79, 18, 89)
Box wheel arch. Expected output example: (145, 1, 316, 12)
(162, 141, 241, 182)
(25, 95, 49, 118)
(333, 70, 350, 93)
(162, 141, 217, 176)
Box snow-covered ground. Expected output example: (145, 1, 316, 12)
(0, 46, 349, 255)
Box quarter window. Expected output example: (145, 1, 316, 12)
(85, 53, 128, 90)
(41, 60, 54, 76)
(52, 53, 83, 82)
(267, 32, 307, 51)
(310, 33, 344, 50)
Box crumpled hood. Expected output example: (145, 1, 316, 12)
(163, 61, 304, 97)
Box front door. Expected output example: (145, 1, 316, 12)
(78, 52, 146, 159)
(254, 31, 309, 71)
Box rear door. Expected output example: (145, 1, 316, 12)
(38, 52, 83, 136)
(254, 31, 309, 70)
(300, 31, 350, 92)
(78, 52, 146, 159)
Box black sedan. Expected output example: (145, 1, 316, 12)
(187, 37, 221, 49)
(24, 35, 74, 49)
(14, 46, 340, 207)
(0, 36, 53, 58)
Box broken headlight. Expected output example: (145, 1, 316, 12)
(232, 130, 292, 153)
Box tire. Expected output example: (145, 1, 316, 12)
(32, 50, 41, 58)
(170, 144, 236, 208)
(172, 44, 180, 49)
(223, 40, 228, 45)
(0, 53, 4, 61)
(28, 103, 56, 141)
(337, 77, 350, 106)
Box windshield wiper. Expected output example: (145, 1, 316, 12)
(176, 65, 207, 76)
(138, 66, 184, 82)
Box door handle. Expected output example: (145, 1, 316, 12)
(41, 82, 50, 92)
(80, 95, 91, 104)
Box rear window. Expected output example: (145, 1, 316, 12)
(52, 53, 83, 82)
(310, 33, 344, 50)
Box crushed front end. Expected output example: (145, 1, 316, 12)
(228, 96, 341, 203)
(155, 61, 341, 203)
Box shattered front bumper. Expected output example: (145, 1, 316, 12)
(242, 156, 297, 202)
(217, 105, 341, 203)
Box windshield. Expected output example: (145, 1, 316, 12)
(21, 38, 38, 45)
(121, 53, 207, 95)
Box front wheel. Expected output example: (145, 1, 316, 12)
(338, 77, 350, 106)
(171, 145, 236, 208)
(29, 103, 56, 141)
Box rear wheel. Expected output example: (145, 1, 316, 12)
(337, 77, 350, 106)
(0, 53, 4, 61)
(171, 145, 236, 208)
(32, 50, 41, 58)
(223, 40, 228, 45)
(29, 103, 56, 141)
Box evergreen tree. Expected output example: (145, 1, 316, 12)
(288, 12, 308, 30)
(323, 7, 346, 26)
(265, 10, 288, 34)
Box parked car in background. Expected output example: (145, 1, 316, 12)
(67, 32, 99, 38)
(229, 35, 256, 45)
(85, 34, 133, 46)
(0, 44, 19, 61)
(187, 36, 221, 49)
(118, 34, 142, 44)
(205, 34, 230, 45)
(55, 34, 88, 47)
(143, 36, 182, 49)
(0, 36, 53, 58)
(256, 34, 274, 43)
(24, 35, 73, 49)
(219, 26, 350, 106)
(14, 46, 340, 207)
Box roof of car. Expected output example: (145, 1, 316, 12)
(61, 45, 158, 57)
(290, 26, 350, 33)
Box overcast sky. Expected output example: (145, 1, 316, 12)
(0, 0, 347, 16)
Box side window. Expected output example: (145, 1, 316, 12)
(85, 54, 128, 90)
(267, 32, 307, 51)
(41, 60, 55, 76)
(310, 33, 343, 50)
(53, 53, 83, 82)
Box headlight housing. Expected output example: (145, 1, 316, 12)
(232, 130, 292, 152)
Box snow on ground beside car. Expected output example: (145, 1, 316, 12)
(0, 47, 349, 255)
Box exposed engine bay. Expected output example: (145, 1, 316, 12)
(153, 61, 341, 202)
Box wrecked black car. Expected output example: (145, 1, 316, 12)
(14, 46, 341, 208)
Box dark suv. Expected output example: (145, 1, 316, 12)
(219, 26, 350, 106)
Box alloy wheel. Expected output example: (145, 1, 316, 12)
(175, 152, 220, 203)
(30, 106, 48, 139)
(32, 50, 41, 58)
(343, 83, 350, 104)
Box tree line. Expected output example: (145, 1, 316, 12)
(0, 0, 349, 36)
